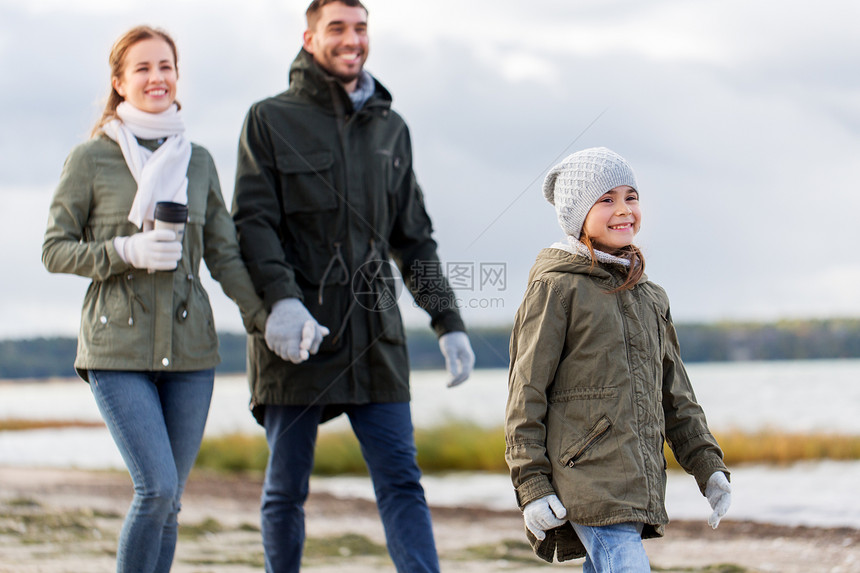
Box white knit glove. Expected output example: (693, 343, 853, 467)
(523, 494, 567, 541)
(705, 471, 732, 529)
(114, 230, 181, 271)
(438, 331, 475, 387)
(265, 298, 330, 364)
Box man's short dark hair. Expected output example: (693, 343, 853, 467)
(306, 0, 368, 30)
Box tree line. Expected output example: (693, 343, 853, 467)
(2, 318, 859, 380)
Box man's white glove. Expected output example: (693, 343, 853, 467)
(265, 298, 330, 364)
(438, 331, 475, 387)
(523, 494, 567, 541)
(114, 230, 182, 271)
(705, 471, 731, 529)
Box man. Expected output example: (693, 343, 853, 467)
(232, 1, 475, 571)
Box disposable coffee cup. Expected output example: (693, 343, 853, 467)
(153, 201, 188, 244)
(151, 201, 187, 273)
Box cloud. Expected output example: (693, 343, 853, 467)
(2, 0, 860, 338)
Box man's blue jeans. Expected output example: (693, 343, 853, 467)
(571, 521, 651, 573)
(261, 402, 439, 573)
(89, 369, 214, 573)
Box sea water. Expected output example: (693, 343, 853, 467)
(1, 359, 859, 528)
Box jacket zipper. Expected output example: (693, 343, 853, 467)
(565, 416, 611, 468)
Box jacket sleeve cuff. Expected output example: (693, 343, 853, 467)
(107, 238, 132, 273)
(692, 458, 731, 495)
(263, 284, 304, 310)
(430, 309, 466, 338)
(241, 306, 269, 335)
(514, 475, 557, 510)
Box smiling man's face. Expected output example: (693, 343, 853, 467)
(303, 1, 369, 93)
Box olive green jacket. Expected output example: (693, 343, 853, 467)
(233, 49, 464, 421)
(505, 248, 728, 562)
(43, 135, 267, 381)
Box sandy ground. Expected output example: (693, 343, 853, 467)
(1, 466, 859, 573)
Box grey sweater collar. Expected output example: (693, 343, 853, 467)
(550, 237, 631, 267)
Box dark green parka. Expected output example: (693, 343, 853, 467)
(233, 50, 464, 422)
(505, 248, 728, 562)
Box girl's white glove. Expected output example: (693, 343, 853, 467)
(264, 298, 330, 364)
(438, 331, 475, 387)
(522, 494, 567, 540)
(114, 230, 181, 271)
(705, 471, 732, 529)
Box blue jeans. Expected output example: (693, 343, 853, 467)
(261, 402, 439, 573)
(571, 522, 650, 573)
(89, 369, 214, 573)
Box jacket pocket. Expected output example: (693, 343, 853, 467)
(559, 415, 612, 468)
(374, 300, 405, 345)
(549, 386, 618, 402)
(80, 275, 142, 363)
(173, 277, 218, 360)
(275, 150, 337, 214)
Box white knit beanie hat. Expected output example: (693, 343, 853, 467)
(543, 147, 638, 238)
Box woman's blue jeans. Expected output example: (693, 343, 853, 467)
(89, 369, 214, 573)
(261, 402, 439, 573)
(571, 521, 651, 573)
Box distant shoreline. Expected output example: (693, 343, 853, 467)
(3, 319, 860, 379)
(3, 352, 860, 386)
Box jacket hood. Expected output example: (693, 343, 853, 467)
(287, 48, 392, 113)
(529, 247, 648, 286)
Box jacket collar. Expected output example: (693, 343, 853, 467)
(286, 48, 392, 115)
(533, 247, 649, 285)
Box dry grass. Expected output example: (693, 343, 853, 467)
(0, 419, 104, 431)
(8, 417, 856, 472)
(704, 430, 860, 466)
(195, 424, 860, 474)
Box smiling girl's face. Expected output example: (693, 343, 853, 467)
(111, 37, 177, 114)
(581, 185, 641, 251)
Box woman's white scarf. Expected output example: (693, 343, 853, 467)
(101, 102, 191, 229)
(551, 236, 632, 267)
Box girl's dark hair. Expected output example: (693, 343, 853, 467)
(580, 232, 645, 293)
(91, 25, 179, 137)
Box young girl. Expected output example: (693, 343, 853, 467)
(42, 26, 268, 573)
(505, 147, 731, 570)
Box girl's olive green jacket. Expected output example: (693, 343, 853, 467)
(505, 248, 728, 562)
(42, 135, 267, 381)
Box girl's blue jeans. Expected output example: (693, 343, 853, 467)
(571, 521, 651, 573)
(89, 369, 214, 573)
(260, 402, 439, 573)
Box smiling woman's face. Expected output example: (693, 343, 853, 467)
(111, 37, 177, 114)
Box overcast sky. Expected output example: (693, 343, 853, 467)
(2, 0, 859, 339)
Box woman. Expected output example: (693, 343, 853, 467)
(42, 25, 267, 572)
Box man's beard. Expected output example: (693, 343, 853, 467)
(331, 69, 361, 84)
